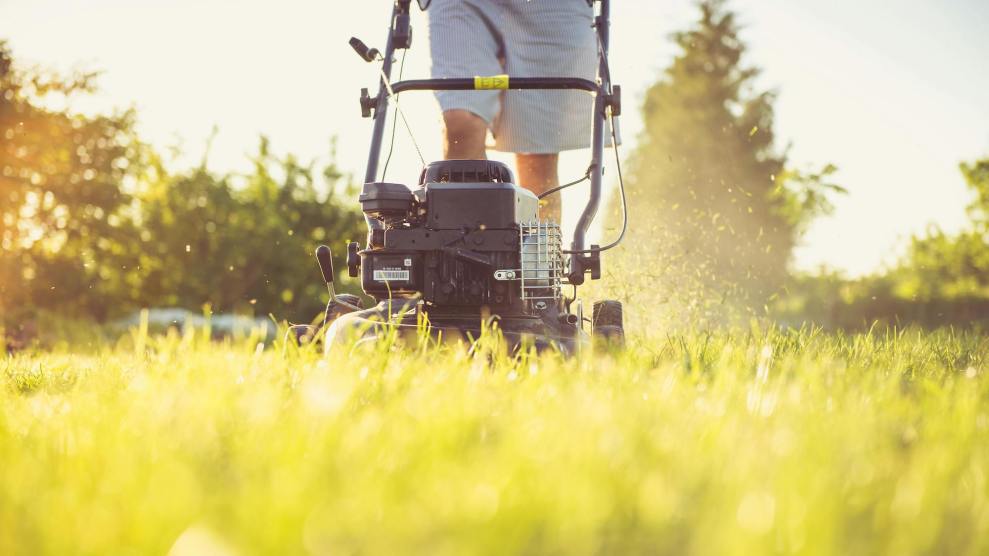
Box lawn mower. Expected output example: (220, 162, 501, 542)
(296, 0, 627, 355)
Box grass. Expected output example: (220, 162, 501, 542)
(2, 322, 988, 555)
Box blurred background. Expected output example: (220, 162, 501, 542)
(2, 0, 989, 344)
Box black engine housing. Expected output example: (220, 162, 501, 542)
(359, 160, 540, 316)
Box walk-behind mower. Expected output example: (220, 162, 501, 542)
(296, 0, 627, 355)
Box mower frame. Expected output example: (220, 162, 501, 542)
(358, 0, 616, 285)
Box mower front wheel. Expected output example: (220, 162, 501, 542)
(288, 324, 319, 346)
(592, 300, 625, 347)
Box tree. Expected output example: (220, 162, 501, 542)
(119, 137, 365, 321)
(890, 158, 989, 303)
(773, 156, 989, 329)
(1, 40, 366, 331)
(961, 158, 989, 229)
(0, 41, 137, 323)
(604, 1, 837, 328)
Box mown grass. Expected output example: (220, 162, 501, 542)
(1, 323, 988, 555)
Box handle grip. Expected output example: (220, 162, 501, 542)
(315, 245, 334, 284)
(349, 37, 379, 63)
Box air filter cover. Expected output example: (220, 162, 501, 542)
(359, 182, 414, 220)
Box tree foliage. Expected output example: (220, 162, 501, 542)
(775, 157, 989, 329)
(890, 158, 989, 302)
(606, 1, 838, 327)
(0, 40, 136, 321)
(117, 138, 364, 319)
(0, 42, 365, 330)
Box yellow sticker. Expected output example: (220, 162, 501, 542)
(474, 74, 509, 90)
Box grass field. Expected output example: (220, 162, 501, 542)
(2, 323, 988, 555)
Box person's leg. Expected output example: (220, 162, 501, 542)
(494, 0, 594, 223)
(442, 109, 488, 160)
(516, 153, 561, 222)
(429, 0, 504, 159)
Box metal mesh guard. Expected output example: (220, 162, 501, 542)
(519, 220, 564, 303)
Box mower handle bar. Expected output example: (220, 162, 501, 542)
(387, 77, 601, 95)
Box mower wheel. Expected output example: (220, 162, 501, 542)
(289, 324, 318, 346)
(592, 300, 624, 328)
(594, 324, 624, 343)
(592, 300, 625, 347)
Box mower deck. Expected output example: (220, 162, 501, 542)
(324, 300, 586, 355)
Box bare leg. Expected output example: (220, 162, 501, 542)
(516, 153, 561, 222)
(442, 109, 488, 159)
(442, 112, 561, 221)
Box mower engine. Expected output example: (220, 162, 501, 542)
(325, 159, 583, 350)
(355, 159, 568, 316)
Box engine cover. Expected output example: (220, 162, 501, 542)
(359, 160, 553, 315)
(425, 181, 538, 230)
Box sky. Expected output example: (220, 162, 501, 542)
(3, 0, 988, 276)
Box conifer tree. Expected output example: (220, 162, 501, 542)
(607, 1, 835, 326)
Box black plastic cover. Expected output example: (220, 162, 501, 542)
(424, 182, 538, 230)
(359, 182, 414, 219)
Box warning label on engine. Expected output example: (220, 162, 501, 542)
(373, 269, 410, 281)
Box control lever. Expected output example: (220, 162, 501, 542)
(315, 245, 361, 326)
(315, 244, 336, 285)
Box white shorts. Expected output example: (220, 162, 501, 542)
(428, 0, 602, 154)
